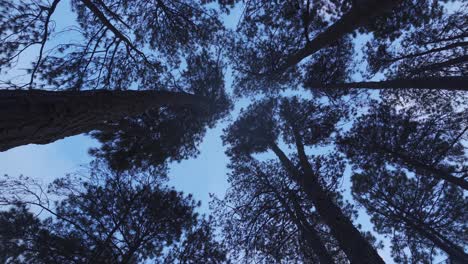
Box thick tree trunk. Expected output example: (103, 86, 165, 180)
(0, 89, 206, 151)
(277, 0, 401, 73)
(299, 174, 384, 264)
(270, 144, 385, 264)
(308, 77, 468, 91)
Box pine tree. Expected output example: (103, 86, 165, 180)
(222, 97, 384, 263)
(351, 167, 467, 263)
(0, 160, 227, 263)
(0, 0, 230, 151)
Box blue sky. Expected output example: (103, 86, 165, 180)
(0, 1, 394, 261)
(4, 1, 462, 263)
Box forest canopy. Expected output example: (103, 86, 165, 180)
(0, 0, 467, 263)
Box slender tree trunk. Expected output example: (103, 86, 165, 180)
(383, 147, 468, 190)
(411, 55, 468, 75)
(0, 89, 206, 151)
(290, 196, 336, 264)
(298, 222, 336, 264)
(270, 184, 335, 264)
(401, 216, 468, 263)
(308, 77, 468, 91)
(277, 0, 401, 73)
(270, 143, 385, 264)
(385, 42, 468, 63)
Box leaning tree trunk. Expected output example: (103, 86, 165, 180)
(301, 175, 383, 264)
(270, 143, 385, 264)
(402, 216, 468, 263)
(298, 224, 336, 264)
(0, 89, 206, 151)
(382, 147, 468, 190)
(308, 77, 468, 91)
(277, 0, 401, 73)
(290, 196, 336, 264)
(272, 187, 335, 264)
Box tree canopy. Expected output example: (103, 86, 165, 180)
(0, 161, 227, 263)
(1, 0, 467, 263)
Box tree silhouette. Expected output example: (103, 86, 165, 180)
(89, 52, 232, 171)
(222, 97, 384, 263)
(1, 1, 467, 263)
(365, 7, 467, 79)
(0, 161, 226, 263)
(162, 218, 227, 264)
(351, 167, 467, 263)
(228, 0, 462, 95)
(0, 0, 230, 151)
(212, 156, 361, 263)
(340, 101, 468, 190)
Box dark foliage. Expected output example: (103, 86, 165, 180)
(339, 101, 468, 189)
(222, 96, 385, 263)
(1, 0, 467, 263)
(90, 52, 232, 171)
(351, 167, 467, 263)
(0, 161, 226, 263)
(227, 0, 451, 95)
(365, 5, 467, 79)
(0, 0, 223, 90)
(212, 157, 353, 263)
(0, 0, 232, 161)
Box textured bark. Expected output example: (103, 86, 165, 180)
(277, 0, 401, 73)
(0, 89, 206, 151)
(308, 77, 468, 91)
(270, 143, 385, 264)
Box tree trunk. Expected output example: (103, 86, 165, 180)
(0, 89, 206, 151)
(270, 143, 385, 264)
(256, 165, 335, 263)
(411, 55, 468, 75)
(402, 216, 468, 263)
(290, 196, 336, 264)
(277, 0, 401, 73)
(299, 222, 336, 264)
(308, 77, 468, 91)
(271, 185, 335, 264)
(300, 173, 384, 264)
(383, 147, 468, 190)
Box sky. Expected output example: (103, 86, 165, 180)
(2, 1, 460, 263)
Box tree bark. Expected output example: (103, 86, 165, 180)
(308, 77, 468, 91)
(0, 89, 206, 151)
(276, 0, 401, 73)
(270, 143, 385, 264)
